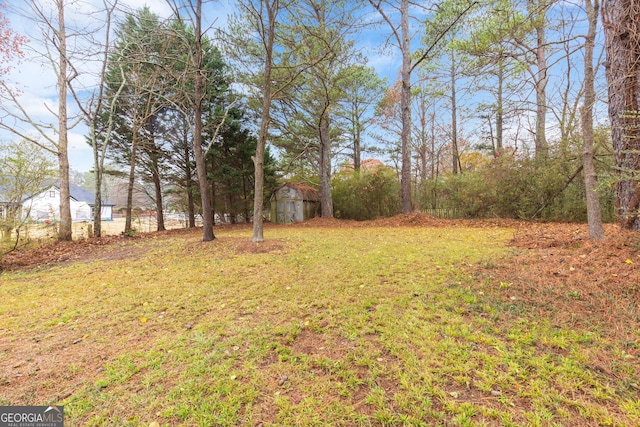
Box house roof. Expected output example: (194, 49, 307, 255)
(341, 158, 385, 171)
(0, 177, 114, 206)
(42, 180, 115, 206)
(0, 176, 44, 204)
(69, 182, 115, 206)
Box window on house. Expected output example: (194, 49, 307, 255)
(50, 191, 56, 198)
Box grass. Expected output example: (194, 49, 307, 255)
(0, 224, 638, 426)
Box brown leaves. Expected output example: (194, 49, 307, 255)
(482, 222, 640, 344)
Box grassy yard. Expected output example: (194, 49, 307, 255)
(0, 218, 638, 426)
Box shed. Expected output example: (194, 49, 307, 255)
(270, 183, 319, 224)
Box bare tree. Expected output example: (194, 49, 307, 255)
(165, 0, 238, 241)
(271, 0, 364, 218)
(581, 0, 604, 238)
(229, 0, 298, 241)
(0, 0, 78, 241)
(368, 0, 477, 214)
(251, 0, 277, 242)
(528, 0, 552, 158)
(67, 0, 123, 237)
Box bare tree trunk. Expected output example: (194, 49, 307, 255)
(146, 115, 165, 232)
(367, 0, 476, 213)
(430, 110, 436, 181)
(243, 178, 251, 223)
(582, 0, 604, 238)
(152, 154, 165, 231)
(417, 88, 428, 182)
(451, 53, 459, 175)
(210, 166, 216, 223)
(253, 93, 269, 241)
(56, 0, 72, 241)
(76, 1, 120, 239)
(532, 0, 549, 158)
(187, 182, 195, 227)
(496, 61, 504, 152)
(124, 132, 138, 234)
(252, 0, 277, 243)
(353, 113, 361, 171)
(193, 0, 214, 241)
(93, 153, 103, 237)
(486, 115, 496, 155)
(419, 120, 427, 182)
(602, 0, 640, 230)
(399, 0, 412, 213)
(319, 115, 333, 217)
(184, 125, 196, 228)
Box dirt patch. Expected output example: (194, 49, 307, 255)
(182, 235, 289, 259)
(1, 330, 114, 403)
(220, 237, 288, 255)
(0, 313, 182, 405)
(1, 226, 262, 272)
(0, 235, 149, 271)
(290, 328, 353, 359)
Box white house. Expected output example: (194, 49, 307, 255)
(23, 182, 114, 222)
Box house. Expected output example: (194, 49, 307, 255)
(270, 183, 319, 224)
(340, 158, 385, 172)
(23, 181, 115, 222)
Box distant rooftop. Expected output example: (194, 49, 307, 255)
(41, 179, 115, 206)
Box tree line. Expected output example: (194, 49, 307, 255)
(0, 0, 639, 243)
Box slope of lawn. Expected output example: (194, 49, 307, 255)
(0, 219, 638, 426)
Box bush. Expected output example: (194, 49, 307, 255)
(415, 154, 615, 222)
(332, 167, 401, 220)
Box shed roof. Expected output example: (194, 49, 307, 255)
(275, 183, 319, 202)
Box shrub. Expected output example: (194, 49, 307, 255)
(415, 154, 615, 222)
(332, 167, 401, 220)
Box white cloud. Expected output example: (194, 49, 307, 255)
(118, 0, 174, 18)
(363, 48, 399, 83)
(68, 130, 94, 172)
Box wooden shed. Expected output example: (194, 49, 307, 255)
(270, 183, 319, 224)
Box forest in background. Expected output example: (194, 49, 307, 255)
(0, 0, 638, 243)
